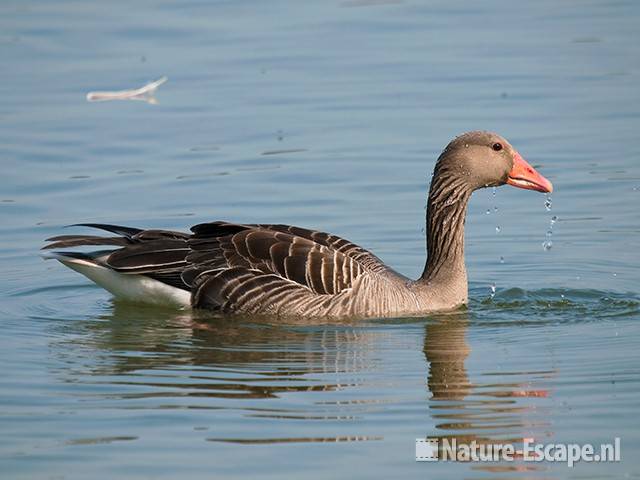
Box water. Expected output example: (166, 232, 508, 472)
(1, 1, 639, 478)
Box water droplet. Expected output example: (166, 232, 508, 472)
(495, 226, 501, 233)
(561, 294, 565, 299)
(544, 195, 552, 211)
(492, 187, 496, 197)
(499, 256, 505, 264)
(543, 211, 556, 253)
(486, 209, 491, 215)
(613, 272, 617, 277)
(494, 206, 498, 213)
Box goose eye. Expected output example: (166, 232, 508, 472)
(492, 143, 503, 152)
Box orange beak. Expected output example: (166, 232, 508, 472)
(506, 152, 553, 193)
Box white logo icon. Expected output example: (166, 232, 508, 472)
(416, 438, 438, 461)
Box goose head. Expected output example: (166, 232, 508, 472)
(437, 131, 553, 194)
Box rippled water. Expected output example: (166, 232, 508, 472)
(1, 1, 639, 478)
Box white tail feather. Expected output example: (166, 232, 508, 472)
(45, 253, 191, 308)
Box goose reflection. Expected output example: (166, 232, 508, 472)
(51, 302, 390, 444)
(424, 313, 553, 473)
(52, 302, 553, 453)
(55, 302, 383, 402)
(424, 313, 472, 401)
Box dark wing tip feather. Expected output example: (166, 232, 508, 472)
(45, 250, 114, 263)
(106, 240, 190, 272)
(69, 223, 143, 238)
(42, 235, 130, 250)
(190, 221, 250, 237)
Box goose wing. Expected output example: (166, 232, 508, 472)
(183, 221, 393, 311)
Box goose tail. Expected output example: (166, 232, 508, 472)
(43, 251, 191, 308)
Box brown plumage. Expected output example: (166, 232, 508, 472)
(43, 131, 553, 318)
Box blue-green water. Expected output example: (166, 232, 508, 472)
(1, 1, 639, 478)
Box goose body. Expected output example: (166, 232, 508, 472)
(44, 131, 552, 318)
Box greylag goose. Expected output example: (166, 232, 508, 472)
(44, 131, 552, 318)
